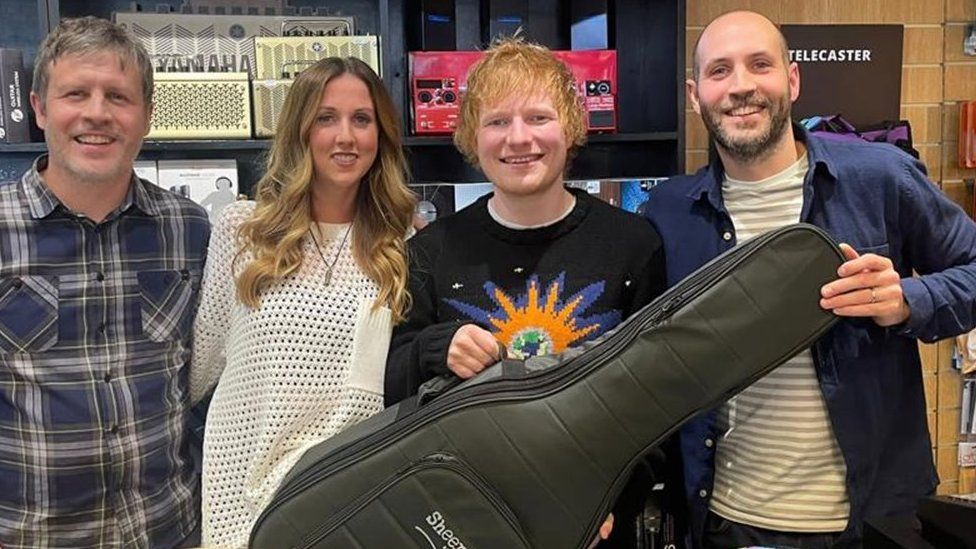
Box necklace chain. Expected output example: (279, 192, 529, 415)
(309, 223, 352, 285)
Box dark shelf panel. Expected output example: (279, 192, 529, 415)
(0, 140, 275, 153)
(0, 143, 46, 153)
(2, 131, 681, 154)
(403, 131, 678, 147)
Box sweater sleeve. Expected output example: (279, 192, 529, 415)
(384, 228, 464, 406)
(189, 201, 252, 405)
(626, 220, 668, 318)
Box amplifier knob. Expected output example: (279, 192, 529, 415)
(442, 91, 457, 103)
(418, 91, 433, 103)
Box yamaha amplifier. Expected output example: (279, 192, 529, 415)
(254, 36, 381, 80)
(114, 12, 354, 79)
(252, 79, 294, 137)
(409, 50, 617, 135)
(148, 72, 252, 139)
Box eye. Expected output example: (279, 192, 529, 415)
(353, 112, 373, 126)
(708, 66, 729, 78)
(527, 114, 552, 124)
(316, 112, 336, 124)
(484, 118, 508, 128)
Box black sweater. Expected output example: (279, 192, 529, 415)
(384, 188, 666, 406)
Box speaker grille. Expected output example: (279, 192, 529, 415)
(149, 73, 252, 139)
(254, 36, 380, 80)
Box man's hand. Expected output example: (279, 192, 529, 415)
(820, 243, 911, 327)
(446, 324, 503, 379)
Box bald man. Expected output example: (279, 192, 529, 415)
(642, 10, 976, 548)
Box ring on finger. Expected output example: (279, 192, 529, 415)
(869, 287, 878, 304)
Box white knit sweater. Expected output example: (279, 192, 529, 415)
(190, 201, 392, 548)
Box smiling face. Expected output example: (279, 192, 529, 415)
(308, 73, 379, 196)
(475, 92, 569, 200)
(688, 11, 799, 163)
(30, 51, 150, 189)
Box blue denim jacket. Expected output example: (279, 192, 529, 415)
(643, 126, 976, 546)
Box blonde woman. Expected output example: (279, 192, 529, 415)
(189, 57, 414, 548)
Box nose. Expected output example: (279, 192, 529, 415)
(728, 66, 758, 96)
(336, 118, 355, 145)
(80, 94, 111, 124)
(505, 117, 531, 146)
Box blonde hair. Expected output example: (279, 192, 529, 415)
(454, 36, 587, 167)
(236, 57, 415, 322)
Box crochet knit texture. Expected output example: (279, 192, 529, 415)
(190, 201, 391, 548)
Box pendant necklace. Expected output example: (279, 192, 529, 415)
(309, 222, 352, 285)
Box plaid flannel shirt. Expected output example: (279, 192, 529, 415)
(0, 156, 210, 548)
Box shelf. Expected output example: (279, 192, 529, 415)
(1, 131, 681, 155)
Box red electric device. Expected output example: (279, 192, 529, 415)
(409, 50, 618, 135)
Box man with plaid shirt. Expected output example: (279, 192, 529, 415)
(0, 17, 209, 548)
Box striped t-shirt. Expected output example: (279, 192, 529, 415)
(709, 153, 850, 532)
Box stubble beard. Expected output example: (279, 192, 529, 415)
(701, 92, 792, 165)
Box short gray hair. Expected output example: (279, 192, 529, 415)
(32, 16, 154, 108)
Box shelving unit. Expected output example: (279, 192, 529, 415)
(0, 0, 685, 192)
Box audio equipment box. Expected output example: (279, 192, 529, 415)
(253, 36, 381, 80)
(148, 72, 252, 139)
(409, 50, 617, 135)
(408, 51, 482, 135)
(556, 50, 617, 132)
(113, 12, 354, 79)
(251, 36, 380, 137)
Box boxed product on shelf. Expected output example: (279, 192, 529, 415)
(148, 72, 252, 139)
(408, 51, 483, 135)
(408, 50, 617, 135)
(0, 48, 30, 144)
(254, 35, 381, 80)
(113, 12, 354, 79)
(157, 159, 238, 221)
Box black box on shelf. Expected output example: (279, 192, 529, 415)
(0, 49, 31, 144)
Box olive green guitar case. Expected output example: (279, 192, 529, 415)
(250, 223, 844, 549)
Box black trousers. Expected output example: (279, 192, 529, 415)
(703, 510, 841, 549)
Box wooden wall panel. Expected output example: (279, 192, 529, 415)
(902, 65, 945, 104)
(687, 1, 782, 26)
(917, 144, 943, 181)
(944, 23, 974, 62)
(686, 150, 709, 173)
(942, 179, 976, 214)
(938, 445, 960, 482)
(942, 142, 976, 181)
(945, 63, 976, 100)
(905, 26, 946, 64)
(901, 104, 943, 144)
(686, 113, 708, 150)
(823, 0, 943, 24)
(946, 0, 976, 22)
(945, 101, 961, 141)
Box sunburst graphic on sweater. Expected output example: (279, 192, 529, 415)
(444, 273, 620, 359)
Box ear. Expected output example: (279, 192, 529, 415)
(787, 61, 800, 103)
(142, 102, 153, 137)
(29, 91, 47, 130)
(685, 78, 702, 115)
